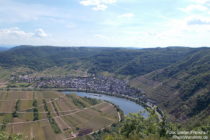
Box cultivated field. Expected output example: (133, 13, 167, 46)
(0, 90, 119, 140)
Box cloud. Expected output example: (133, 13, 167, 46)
(166, 16, 210, 32)
(0, 27, 49, 45)
(0, 0, 71, 24)
(35, 29, 48, 38)
(80, 0, 117, 11)
(191, 0, 210, 4)
(187, 17, 210, 25)
(93, 4, 107, 11)
(181, 4, 208, 12)
(0, 27, 33, 38)
(119, 13, 134, 18)
(135, 14, 210, 47)
(102, 13, 135, 26)
(66, 23, 77, 29)
(95, 34, 108, 39)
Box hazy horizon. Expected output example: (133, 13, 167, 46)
(0, 45, 210, 49)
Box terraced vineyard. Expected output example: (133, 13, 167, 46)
(0, 91, 119, 140)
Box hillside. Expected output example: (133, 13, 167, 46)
(0, 45, 195, 78)
(0, 46, 209, 128)
(0, 90, 118, 140)
(130, 47, 210, 126)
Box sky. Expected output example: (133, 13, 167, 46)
(0, 0, 210, 48)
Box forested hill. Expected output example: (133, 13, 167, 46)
(0, 45, 196, 77)
(130, 47, 210, 126)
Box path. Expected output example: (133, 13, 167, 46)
(118, 112, 121, 122)
(0, 102, 106, 126)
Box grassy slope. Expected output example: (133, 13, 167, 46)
(130, 48, 210, 126)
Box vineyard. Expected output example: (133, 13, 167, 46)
(0, 91, 119, 140)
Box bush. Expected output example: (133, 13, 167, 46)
(42, 99, 61, 133)
(12, 100, 20, 118)
(33, 100, 39, 121)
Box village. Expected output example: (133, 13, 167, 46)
(12, 75, 142, 98)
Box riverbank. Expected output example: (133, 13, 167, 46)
(0, 87, 164, 121)
(61, 89, 163, 121)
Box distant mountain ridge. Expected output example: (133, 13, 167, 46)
(0, 45, 195, 75)
(0, 47, 11, 51)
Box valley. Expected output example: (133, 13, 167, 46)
(0, 46, 209, 139)
(1, 0, 210, 138)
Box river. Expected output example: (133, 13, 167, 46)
(63, 91, 148, 117)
